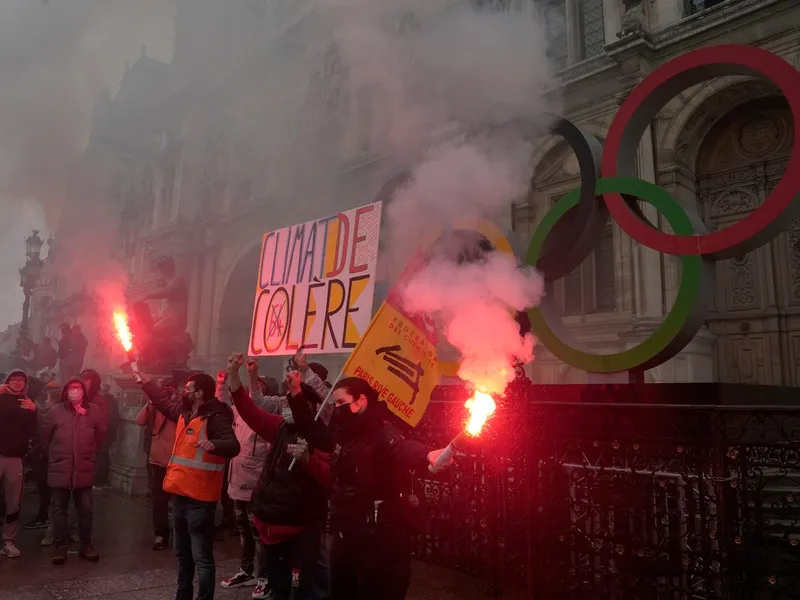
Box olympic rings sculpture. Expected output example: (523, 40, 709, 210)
(381, 45, 800, 376)
(527, 44, 800, 374)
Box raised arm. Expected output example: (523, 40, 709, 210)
(141, 379, 182, 423)
(246, 358, 282, 414)
(228, 352, 283, 443)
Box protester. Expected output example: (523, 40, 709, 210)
(226, 353, 329, 600)
(72, 326, 89, 375)
(135, 377, 177, 550)
(138, 371, 240, 600)
(41, 376, 107, 564)
(0, 370, 38, 558)
(217, 364, 271, 599)
(24, 380, 60, 532)
(290, 376, 459, 600)
(35, 337, 58, 371)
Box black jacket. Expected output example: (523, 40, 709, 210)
(142, 380, 240, 459)
(0, 370, 38, 458)
(249, 384, 328, 527)
(329, 402, 430, 535)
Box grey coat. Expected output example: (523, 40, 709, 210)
(41, 377, 107, 489)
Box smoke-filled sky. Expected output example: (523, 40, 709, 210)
(0, 0, 174, 332)
(0, 0, 558, 390)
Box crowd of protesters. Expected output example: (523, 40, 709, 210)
(0, 344, 459, 600)
(9, 323, 88, 382)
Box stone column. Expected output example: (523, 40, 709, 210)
(109, 375, 149, 496)
(631, 124, 665, 319)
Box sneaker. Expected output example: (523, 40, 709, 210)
(0, 542, 20, 558)
(24, 519, 49, 530)
(79, 544, 99, 562)
(152, 536, 167, 550)
(252, 578, 270, 599)
(41, 532, 54, 547)
(52, 546, 67, 565)
(221, 569, 257, 588)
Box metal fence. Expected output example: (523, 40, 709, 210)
(407, 381, 800, 600)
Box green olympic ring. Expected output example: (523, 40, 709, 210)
(526, 177, 715, 373)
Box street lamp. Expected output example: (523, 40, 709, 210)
(19, 229, 44, 333)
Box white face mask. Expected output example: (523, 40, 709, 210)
(67, 388, 83, 405)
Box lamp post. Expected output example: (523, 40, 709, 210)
(19, 229, 44, 334)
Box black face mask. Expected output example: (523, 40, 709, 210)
(330, 403, 360, 439)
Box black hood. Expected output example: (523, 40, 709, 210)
(3, 369, 28, 396)
(80, 369, 102, 400)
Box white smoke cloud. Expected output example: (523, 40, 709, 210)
(0, 0, 174, 331)
(324, 1, 557, 392)
(403, 245, 544, 395)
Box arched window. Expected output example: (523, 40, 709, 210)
(519, 140, 617, 317)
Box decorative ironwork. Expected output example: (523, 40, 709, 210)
(408, 383, 800, 599)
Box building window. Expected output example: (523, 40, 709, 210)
(578, 0, 605, 59)
(559, 223, 616, 316)
(540, 0, 568, 69)
(685, 0, 727, 16)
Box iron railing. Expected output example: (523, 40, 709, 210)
(407, 382, 800, 599)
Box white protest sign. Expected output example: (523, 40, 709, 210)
(248, 202, 382, 356)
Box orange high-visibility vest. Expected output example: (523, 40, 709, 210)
(163, 414, 226, 502)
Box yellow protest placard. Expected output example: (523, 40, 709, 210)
(341, 253, 439, 426)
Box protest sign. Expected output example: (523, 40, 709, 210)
(249, 202, 382, 357)
(341, 252, 440, 426)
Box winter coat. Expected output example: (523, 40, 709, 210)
(136, 402, 177, 468)
(141, 381, 240, 461)
(230, 383, 329, 528)
(0, 369, 38, 458)
(41, 377, 107, 489)
(223, 368, 329, 503)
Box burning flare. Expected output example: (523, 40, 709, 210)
(464, 390, 497, 437)
(113, 310, 133, 352)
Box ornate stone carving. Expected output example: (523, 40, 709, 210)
(728, 254, 757, 309)
(737, 116, 781, 157)
(787, 218, 800, 303)
(711, 189, 757, 218)
(618, 0, 647, 39)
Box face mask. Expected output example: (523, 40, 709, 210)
(67, 388, 83, 405)
(331, 403, 360, 438)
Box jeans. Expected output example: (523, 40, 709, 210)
(234, 500, 267, 578)
(312, 532, 333, 600)
(150, 464, 170, 539)
(0, 456, 24, 543)
(51, 488, 93, 547)
(265, 526, 320, 600)
(173, 495, 216, 600)
(330, 526, 412, 600)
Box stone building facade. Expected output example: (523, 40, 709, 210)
(28, 0, 800, 388)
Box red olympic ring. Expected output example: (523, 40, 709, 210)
(602, 45, 800, 259)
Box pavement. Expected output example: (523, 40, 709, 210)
(0, 488, 490, 600)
